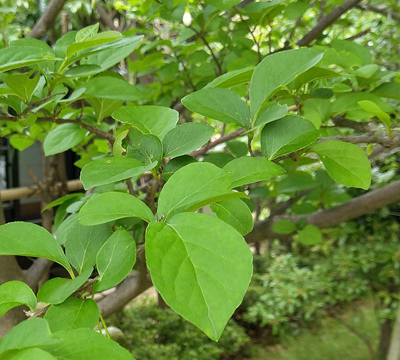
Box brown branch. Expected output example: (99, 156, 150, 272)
(27, 0, 68, 39)
(345, 28, 371, 41)
(320, 133, 391, 147)
(296, 0, 362, 47)
(189, 128, 246, 157)
(357, 3, 400, 22)
(246, 179, 400, 243)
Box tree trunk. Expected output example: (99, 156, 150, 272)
(379, 319, 393, 359)
(387, 302, 400, 360)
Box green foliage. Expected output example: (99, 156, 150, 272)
(110, 302, 249, 360)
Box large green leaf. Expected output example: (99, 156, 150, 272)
(371, 82, 400, 100)
(0, 318, 57, 354)
(205, 67, 254, 89)
(3, 348, 57, 360)
(0, 222, 72, 274)
(157, 162, 231, 218)
(210, 198, 254, 235)
(37, 267, 93, 304)
(223, 156, 285, 188)
(80, 157, 157, 190)
(260, 115, 319, 160)
(112, 106, 179, 139)
(84, 76, 145, 101)
(45, 298, 99, 333)
(44, 328, 135, 360)
(250, 48, 323, 119)
(0, 281, 37, 318)
(79, 192, 154, 225)
(162, 123, 214, 158)
(182, 88, 251, 128)
(311, 140, 371, 190)
(64, 222, 112, 273)
(94, 228, 137, 292)
(43, 123, 87, 156)
(0, 46, 57, 73)
(5, 73, 40, 103)
(146, 213, 253, 341)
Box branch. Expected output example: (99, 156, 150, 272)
(345, 28, 371, 41)
(246, 180, 400, 243)
(24, 258, 53, 291)
(27, 0, 68, 39)
(296, 0, 362, 47)
(357, 3, 400, 22)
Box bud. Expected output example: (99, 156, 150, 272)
(183, 8, 192, 27)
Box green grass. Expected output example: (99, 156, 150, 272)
(250, 303, 379, 360)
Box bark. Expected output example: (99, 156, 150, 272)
(27, 0, 68, 40)
(388, 302, 400, 360)
(296, 0, 362, 47)
(379, 319, 393, 359)
(246, 180, 400, 243)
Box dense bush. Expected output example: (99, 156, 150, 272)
(111, 300, 250, 360)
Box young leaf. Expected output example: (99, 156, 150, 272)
(253, 103, 288, 127)
(37, 267, 93, 305)
(80, 157, 157, 190)
(42, 193, 85, 212)
(0, 222, 72, 274)
(146, 213, 253, 341)
(273, 219, 297, 234)
(43, 123, 87, 156)
(250, 48, 323, 119)
(79, 192, 154, 225)
(0, 281, 37, 318)
(311, 140, 371, 190)
(94, 228, 137, 292)
(260, 115, 319, 160)
(44, 328, 135, 360)
(298, 224, 322, 245)
(45, 298, 99, 333)
(84, 77, 145, 101)
(210, 198, 254, 235)
(75, 23, 99, 42)
(0, 318, 58, 354)
(182, 88, 251, 128)
(357, 100, 391, 129)
(157, 162, 231, 218)
(64, 222, 112, 273)
(162, 123, 214, 158)
(112, 106, 179, 139)
(223, 156, 285, 188)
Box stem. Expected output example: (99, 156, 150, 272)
(99, 313, 111, 338)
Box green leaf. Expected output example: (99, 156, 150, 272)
(88, 98, 123, 122)
(112, 106, 179, 139)
(55, 214, 79, 246)
(79, 192, 154, 225)
(203, 153, 235, 168)
(205, 67, 254, 89)
(162, 123, 214, 158)
(45, 298, 99, 333)
(0, 318, 58, 354)
(311, 140, 371, 190)
(273, 219, 297, 234)
(206, 0, 242, 10)
(298, 224, 322, 245)
(302, 99, 330, 129)
(94, 228, 137, 292)
(65, 222, 112, 273)
(113, 130, 129, 157)
(76, 23, 99, 43)
(161, 155, 197, 181)
(84, 76, 145, 101)
(9, 135, 34, 151)
(292, 67, 340, 91)
(157, 162, 231, 218)
(43, 123, 87, 156)
(81, 157, 157, 190)
(357, 100, 391, 129)
(0, 281, 37, 318)
(64, 64, 103, 77)
(146, 213, 253, 341)
(4, 348, 57, 360)
(223, 156, 285, 188)
(182, 88, 251, 128)
(254, 103, 288, 127)
(44, 328, 135, 360)
(371, 82, 400, 100)
(0, 222, 72, 274)
(226, 141, 248, 157)
(278, 172, 318, 193)
(353, 64, 379, 78)
(42, 193, 85, 212)
(250, 48, 324, 119)
(5, 73, 40, 103)
(260, 115, 319, 160)
(37, 267, 93, 304)
(210, 198, 253, 235)
(0, 47, 57, 73)
(127, 134, 163, 167)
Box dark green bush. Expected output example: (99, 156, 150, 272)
(111, 300, 249, 360)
